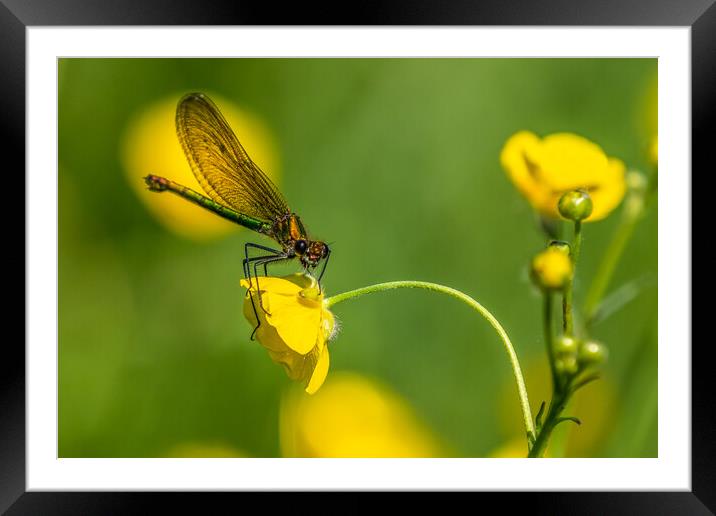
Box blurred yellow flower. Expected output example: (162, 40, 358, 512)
(122, 93, 280, 241)
(280, 372, 444, 457)
(241, 274, 335, 394)
(497, 358, 616, 457)
(531, 247, 573, 291)
(500, 131, 626, 221)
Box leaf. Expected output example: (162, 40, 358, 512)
(572, 373, 601, 392)
(554, 416, 582, 427)
(535, 401, 547, 430)
(587, 273, 655, 327)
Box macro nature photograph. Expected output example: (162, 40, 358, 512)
(58, 58, 658, 459)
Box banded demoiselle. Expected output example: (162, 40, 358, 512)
(145, 93, 330, 337)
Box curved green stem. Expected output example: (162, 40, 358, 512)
(530, 293, 572, 458)
(562, 220, 582, 336)
(528, 387, 572, 458)
(571, 220, 583, 265)
(327, 280, 535, 445)
(544, 293, 559, 394)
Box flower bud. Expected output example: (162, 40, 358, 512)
(555, 335, 578, 355)
(562, 354, 579, 375)
(554, 358, 565, 375)
(554, 355, 578, 376)
(558, 189, 593, 221)
(548, 240, 571, 256)
(530, 248, 573, 291)
(626, 170, 648, 194)
(578, 340, 608, 366)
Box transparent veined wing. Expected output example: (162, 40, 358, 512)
(176, 92, 289, 223)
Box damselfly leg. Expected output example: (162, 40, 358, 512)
(243, 242, 288, 340)
(317, 247, 331, 291)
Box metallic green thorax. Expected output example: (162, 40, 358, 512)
(144, 175, 271, 234)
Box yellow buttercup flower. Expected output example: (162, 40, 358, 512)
(241, 274, 335, 394)
(122, 93, 280, 241)
(531, 247, 573, 291)
(500, 131, 626, 221)
(280, 372, 444, 457)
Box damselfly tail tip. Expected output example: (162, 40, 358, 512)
(144, 174, 169, 192)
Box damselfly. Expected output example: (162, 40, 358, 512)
(145, 93, 330, 338)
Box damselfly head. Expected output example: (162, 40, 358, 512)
(299, 241, 330, 268)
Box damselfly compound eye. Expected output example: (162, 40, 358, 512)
(295, 239, 308, 254)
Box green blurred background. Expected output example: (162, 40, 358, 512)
(58, 58, 657, 458)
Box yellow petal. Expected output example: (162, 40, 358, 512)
(586, 158, 627, 221)
(534, 133, 609, 191)
(240, 277, 303, 296)
(268, 349, 315, 381)
(242, 296, 291, 353)
(500, 131, 548, 205)
(501, 132, 555, 215)
(264, 294, 322, 354)
(305, 348, 330, 394)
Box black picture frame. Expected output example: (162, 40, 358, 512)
(5, 0, 709, 511)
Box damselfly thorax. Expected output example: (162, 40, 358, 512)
(271, 212, 330, 269)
